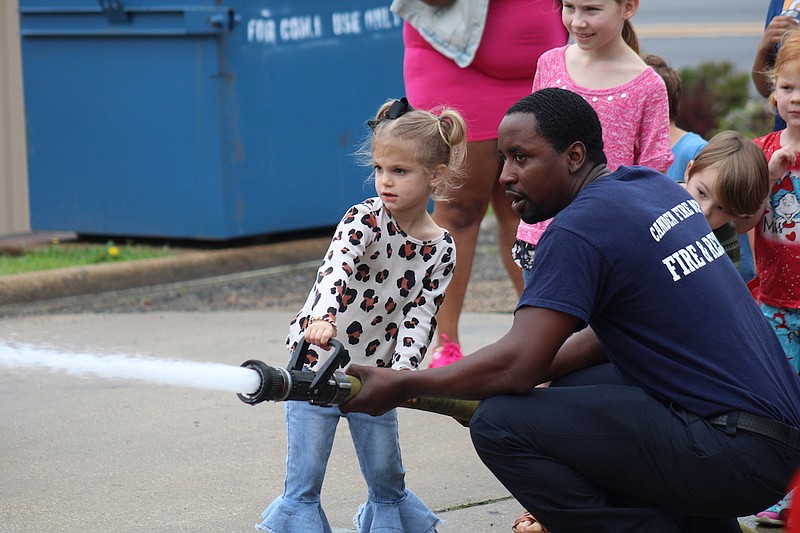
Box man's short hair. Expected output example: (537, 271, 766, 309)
(506, 88, 607, 165)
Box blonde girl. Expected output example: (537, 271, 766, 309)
(256, 98, 467, 533)
(511, 0, 673, 286)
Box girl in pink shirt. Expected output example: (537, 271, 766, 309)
(512, 0, 673, 280)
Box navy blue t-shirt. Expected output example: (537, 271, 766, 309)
(519, 166, 800, 425)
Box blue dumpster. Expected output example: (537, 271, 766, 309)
(18, 1, 404, 240)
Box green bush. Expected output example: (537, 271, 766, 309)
(676, 61, 774, 139)
(717, 99, 776, 139)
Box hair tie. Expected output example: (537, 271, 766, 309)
(437, 116, 453, 147)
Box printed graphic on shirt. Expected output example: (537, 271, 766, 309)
(660, 230, 727, 282)
(781, 0, 800, 17)
(763, 174, 800, 243)
(287, 198, 456, 371)
(754, 131, 800, 307)
(648, 199, 703, 242)
(649, 198, 727, 281)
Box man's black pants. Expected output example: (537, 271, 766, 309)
(470, 366, 799, 532)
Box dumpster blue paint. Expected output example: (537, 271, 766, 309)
(19, 1, 404, 240)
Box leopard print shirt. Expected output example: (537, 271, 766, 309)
(287, 197, 456, 370)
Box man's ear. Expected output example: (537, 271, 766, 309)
(566, 141, 587, 172)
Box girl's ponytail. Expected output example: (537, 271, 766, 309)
(622, 19, 640, 55)
(436, 109, 468, 181)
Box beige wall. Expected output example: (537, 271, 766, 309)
(0, 0, 30, 235)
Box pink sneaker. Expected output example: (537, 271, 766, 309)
(755, 497, 789, 526)
(428, 334, 464, 368)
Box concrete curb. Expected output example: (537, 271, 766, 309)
(0, 237, 329, 306)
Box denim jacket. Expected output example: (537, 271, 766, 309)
(390, 0, 490, 67)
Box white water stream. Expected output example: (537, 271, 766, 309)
(0, 341, 261, 394)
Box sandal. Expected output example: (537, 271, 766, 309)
(512, 511, 548, 533)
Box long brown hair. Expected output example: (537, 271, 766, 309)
(616, 1, 640, 54)
(622, 19, 639, 54)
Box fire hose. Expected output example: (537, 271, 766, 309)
(237, 339, 479, 425)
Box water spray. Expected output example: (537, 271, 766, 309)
(0, 339, 478, 424)
(0, 341, 261, 394)
(237, 339, 480, 425)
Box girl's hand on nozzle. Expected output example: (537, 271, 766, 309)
(305, 320, 336, 349)
(769, 146, 799, 185)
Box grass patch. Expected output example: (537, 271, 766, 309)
(0, 240, 174, 276)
